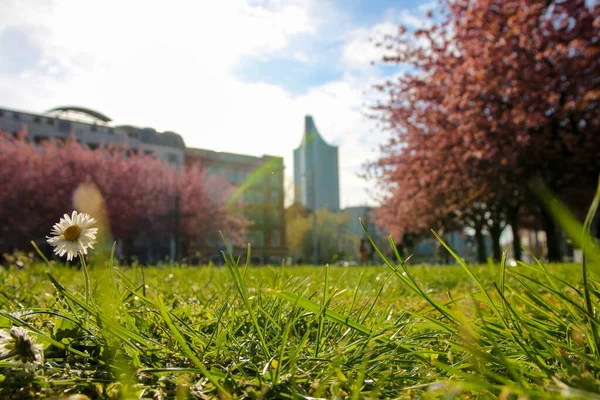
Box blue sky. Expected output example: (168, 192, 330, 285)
(0, 0, 434, 207)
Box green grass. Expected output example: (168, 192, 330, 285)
(0, 249, 598, 399)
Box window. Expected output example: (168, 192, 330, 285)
(91, 125, 97, 132)
(255, 189, 264, 203)
(227, 169, 235, 183)
(13, 112, 20, 120)
(252, 211, 263, 225)
(47, 118, 54, 126)
(33, 116, 41, 123)
(236, 169, 246, 183)
(58, 120, 71, 133)
(0, 110, 4, 117)
(167, 153, 178, 164)
(271, 191, 280, 204)
(206, 234, 217, 246)
(87, 143, 99, 150)
(245, 189, 255, 204)
(271, 230, 281, 247)
(255, 172, 264, 184)
(270, 210, 281, 225)
(248, 231, 265, 247)
(271, 171, 280, 185)
(107, 128, 114, 135)
(208, 165, 220, 176)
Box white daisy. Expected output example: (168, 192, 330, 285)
(0, 326, 44, 367)
(46, 211, 98, 261)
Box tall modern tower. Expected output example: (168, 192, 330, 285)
(293, 115, 340, 212)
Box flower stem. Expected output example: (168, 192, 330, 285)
(80, 253, 91, 305)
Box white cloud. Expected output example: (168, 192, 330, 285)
(0, 0, 391, 208)
(398, 10, 430, 29)
(292, 51, 311, 63)
(418, 1, 439, 12)
(341, 22, 398, 71)
(340, 5, 432, 72)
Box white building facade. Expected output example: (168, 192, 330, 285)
(0, 106, 185, 168)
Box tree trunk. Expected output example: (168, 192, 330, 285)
(475, 224, 487, 264)
(540, 207, 561, 262)
(508, 206, 522, 261)
(489, 225, 503, 263)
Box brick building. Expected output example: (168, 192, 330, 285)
(185, 148, 286, 265)
(0, 105, 288, 264)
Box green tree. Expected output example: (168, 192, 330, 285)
(285, 204, 357, 264)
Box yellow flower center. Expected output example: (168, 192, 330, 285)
(63, 225, 82, 242)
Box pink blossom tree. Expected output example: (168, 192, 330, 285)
(0, 129, 246, 261)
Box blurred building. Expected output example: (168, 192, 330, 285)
(294, 115, 340, 212)
(0, 106, 181, 263)
(408, 231, 492, 264)
(503, 228, 574, 263)
(344, 206, 382, 240)
(343, 206, 387, 257)
(0, 106, 185, 168)
(185, 148, 286, 265)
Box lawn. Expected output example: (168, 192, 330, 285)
(0, 244, 598, 399)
